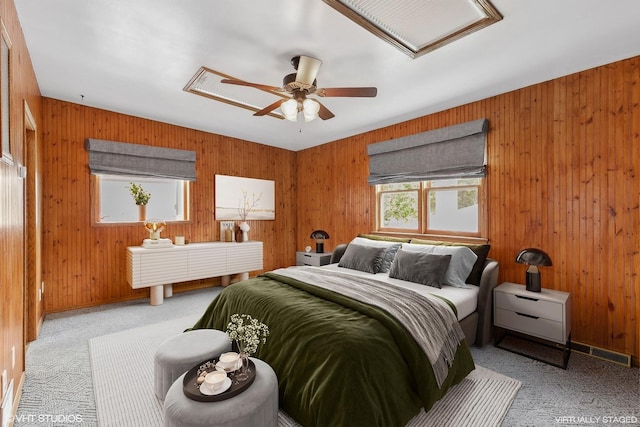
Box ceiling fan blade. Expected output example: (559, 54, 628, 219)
(316, 100, 335, 120)
(315, 87, 378, 97)
(296, 56, 322, 86)
(221, 78, 283, 93)
(253, 99, 286, 116)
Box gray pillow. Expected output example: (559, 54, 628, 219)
(338, 244, 386, 274)
(380, 243, 401, 273)
(349, 237, 401, 273)
(388, 250, 452, 288)
(401, 243, 477, 288)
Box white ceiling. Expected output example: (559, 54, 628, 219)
(15, 0, 640, 151)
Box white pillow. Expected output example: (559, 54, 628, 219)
(401, 243, 477, 288)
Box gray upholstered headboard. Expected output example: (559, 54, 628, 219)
(328, 243, 499, 347)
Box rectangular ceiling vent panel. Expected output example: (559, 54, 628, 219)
(184, 67, 285, 119)
(323, 0, 502, 58)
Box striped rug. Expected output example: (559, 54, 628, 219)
(90, 317, 521, 427)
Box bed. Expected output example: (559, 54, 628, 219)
(189, 236, 499, 427)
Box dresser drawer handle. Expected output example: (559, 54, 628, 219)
(515, 312, 540, 319)
(515, 295, 539, 302)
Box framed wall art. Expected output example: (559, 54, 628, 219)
(215, 175, 275, 220)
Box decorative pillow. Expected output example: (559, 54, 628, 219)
(409, 238, 491, 286)
(338, 243, 386, 274)
(351, 237, 401, 273)
(388, 250, 451, 288)
(401, 243, 477, 288)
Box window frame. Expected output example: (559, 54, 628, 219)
(376, 179, 487, 238)
(90, 174, 191, 226)
(0, 19, 12, 165)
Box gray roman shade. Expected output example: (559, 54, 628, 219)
(367, 118, 488, 185)
(86, 139, 196, 181)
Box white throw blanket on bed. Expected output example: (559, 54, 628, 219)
(271, 266, 466, 388)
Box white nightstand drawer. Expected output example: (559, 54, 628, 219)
(495, 308, 565, 343)
(495, 291, 563, 322)
(296, 252, 332, 266)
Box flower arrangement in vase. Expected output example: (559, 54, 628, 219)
(226, 313, 269, 381)
(128, 182, 151, 221)
(128, 182, 151, 205)
(237, 190, 262, 242)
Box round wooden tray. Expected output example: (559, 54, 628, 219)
(182, 357, 256, 402)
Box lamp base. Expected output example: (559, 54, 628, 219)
(315, 242, 324, 253)
(525, 271, 541, 292)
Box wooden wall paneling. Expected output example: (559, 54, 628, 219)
(41, 99, 297, 312)
(296, 56, 639, 362)
(630, 57, 640, 361)
(0, 0, 44, 410)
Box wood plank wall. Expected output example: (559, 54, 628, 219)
(41, 99, 297, 312)
(0, 0, 43, 409)
(297, 56, 639, 362)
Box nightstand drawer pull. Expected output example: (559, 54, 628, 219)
(516, 312, 539, 319)
(515, 295, 539, 302)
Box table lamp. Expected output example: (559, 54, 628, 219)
(515, 248, 553, 292)
(310, 230, 329, 253)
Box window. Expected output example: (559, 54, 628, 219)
(377, 178, 484, 237)
(93, 175, 189, 224)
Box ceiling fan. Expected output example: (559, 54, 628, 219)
(221, 55, 377, 122)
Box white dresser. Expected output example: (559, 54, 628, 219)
(127, 241, 263, 305)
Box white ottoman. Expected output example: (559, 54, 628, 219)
(154, 329, 232, 400)
(163, 357, 278, 427)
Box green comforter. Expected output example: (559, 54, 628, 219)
(190, 272, 475, 427)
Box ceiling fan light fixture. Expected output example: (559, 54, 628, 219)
(281, 98, 299, 122)
(303, 98, 320, 122)
(296, 56, 322, 86)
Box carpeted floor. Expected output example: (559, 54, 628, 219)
(15, 286, 640, 426)
(89, 316, 520, 427)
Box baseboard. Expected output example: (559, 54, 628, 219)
(572, 341, 631, 367)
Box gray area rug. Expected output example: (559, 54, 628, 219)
(89, 316, 521, 427)
(15, 287, 639, 426)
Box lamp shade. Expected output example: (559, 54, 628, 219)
(303, 98, 320, 122)
(281, 98, 299, 122)
(310, 230, 329, 253)
(515, 248, 552, 292)
(515, 248, 552, 266)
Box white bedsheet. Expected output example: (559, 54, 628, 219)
(320, 263, 479, 320)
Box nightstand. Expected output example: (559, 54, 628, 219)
(494, 282, 571, 368)
(296, 251, 332, 267)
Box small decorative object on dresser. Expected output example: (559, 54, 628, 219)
(494, 282, 571, 368)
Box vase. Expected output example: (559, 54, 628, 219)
(138, 204, 146, 222)
(239, 221, 250, 242)
(236, 351, 250, 381)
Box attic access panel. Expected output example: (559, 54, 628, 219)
(323, 0, 502, 58)
(183, 67, 286, 119)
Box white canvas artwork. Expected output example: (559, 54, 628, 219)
(215, 175, 275, 220)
